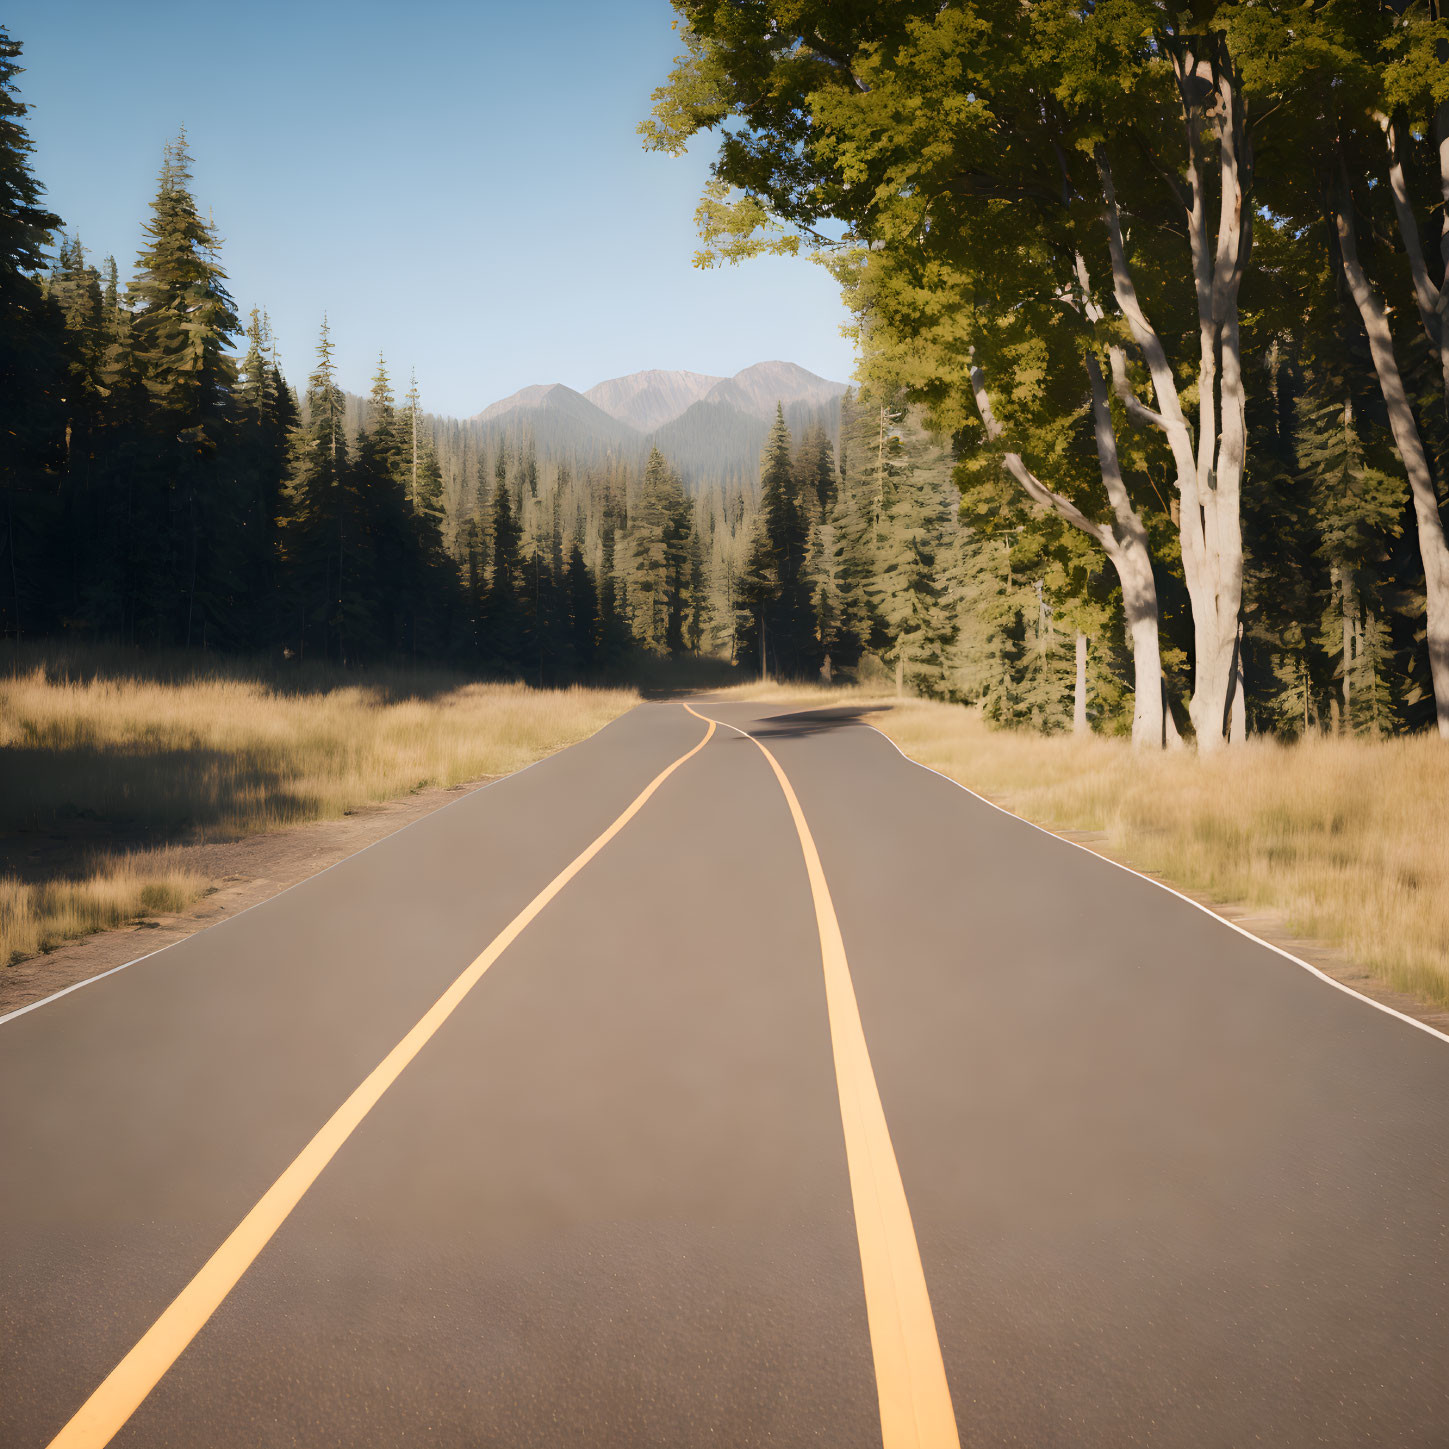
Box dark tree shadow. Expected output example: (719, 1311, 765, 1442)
(744, 705, 892, 740)
(0, 741, 322, 883)
(3, 642, 482, 703)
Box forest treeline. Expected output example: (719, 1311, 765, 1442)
(8, 7, 1449, 750)
(645, 0, 1449, 749)
(0, 26, 728, 679)
(0, 24, 901, 685)
(0, 18, 1068, 703)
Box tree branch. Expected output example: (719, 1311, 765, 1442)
(1381, 113, 1449, 405)
(970, 364, 1108, 543)
(1095, 147, 1199, 484)
(1109, 346, 1170, 433)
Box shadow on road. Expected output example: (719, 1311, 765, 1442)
(746, 706, 892, 740)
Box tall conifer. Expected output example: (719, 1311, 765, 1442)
(0, 23, 65, 642)
(738, 406, 814, 675)
(277, 320, 351, 660)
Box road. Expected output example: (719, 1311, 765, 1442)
(2, 699, 1446, 1448)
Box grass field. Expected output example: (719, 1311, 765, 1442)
(874, 700, 1449, 1009)
(707, 679, 892, 705)
(10, 651, 1445, 1010)
(0, 649, 637, 967)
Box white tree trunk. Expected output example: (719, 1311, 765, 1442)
(1334, 183, 1449, 737)
(1096, 45, 1251, 754)
(1383, 110, 1449, 412)
(971, 359, 1168, 749)
(1073, 632, 1089, 736)
(1085, 355, 1168, 751)
(1114, 537, 1169, 751)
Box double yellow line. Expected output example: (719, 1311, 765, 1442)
(686, 705, 960, 1449)
(48, 705, 959, 1449)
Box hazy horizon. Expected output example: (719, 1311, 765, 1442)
(8, 0, 858, 415)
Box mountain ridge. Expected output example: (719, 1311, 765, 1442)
(456, 361, 851, 489)
(583, 369, 724, 432)
(475, 360, 847, 431)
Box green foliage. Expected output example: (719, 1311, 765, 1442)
(857, 402, 957, 696)
(9, 5, 1449, 733)
(277, 322, 353, 656)
(129, 131, 238, 435)
(638, 0, 1449, 742)
(736, 406, 819, 675)
(0, 23, 66, 642)
(626, 447, 695, 655)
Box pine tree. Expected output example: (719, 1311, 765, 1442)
(811, 396, 875, 675)
(595, 499, 630, 668)
(484, 447, 525, 670)
(792, 423, 837, 529)
(125, 131, 242, 645)
(520, 475, 569, 683)
(1302, 388, 1404, 733)
(0, 23, 65, 644)
(566, 541, 598, 671)
(366, 355, 401, 472)
(1014, 579, 1075, 729)
(129, 131, 238, 436)
(738, 406, 814, 676)
(1348, 608, 1398, 738)
(685, 517, 709, 654)
(48, 234, 104, 414)
(863, 411, 957, 698)
(344, 355, 428, 657)
(626, 446, 692, 655)
(402, 371, 445, 521)
(229, 309, 290, 646)
(72, 253, 145, 640)
(457, 456, 491, 652)
(954, 531, 1032, 725)
(277, 320, 351, 661)
(1239, 337, 1316, 738)
(1266, 623, 1316, 738)
(39, 235, 108, 625)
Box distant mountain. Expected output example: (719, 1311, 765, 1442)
(469, 361, 850, 486)
(700, 361, 847, 419)
(474, 381, 640, 454)
(584, 369, 723, 432)
(477, 382, 569, 421)
(650, 396, 846, 484)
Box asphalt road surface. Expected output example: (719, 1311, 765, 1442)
(2, 700, 1446, 1448)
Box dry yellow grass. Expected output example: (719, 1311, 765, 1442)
(0, 659, 637, 967)
(875, 699, 1449, 1008)
(0, 851, 209, 967)
(707, 679, 894, 705)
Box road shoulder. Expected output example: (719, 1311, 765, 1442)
(714, 693, 1449, 1041)
(0, 774, 499, 1019)
(1020, 812, 1449, 1038)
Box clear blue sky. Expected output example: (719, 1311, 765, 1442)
(8, 0, 856, 416)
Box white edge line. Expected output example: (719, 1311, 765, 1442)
(0, 704, 646, 1031)
(0, 951, 171, 1027)
(715, 696, 1449, 1050)
(851, 717, 1449, 1049)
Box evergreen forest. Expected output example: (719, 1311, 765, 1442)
(6, 5, 1449, 752)
(645, 0, 1449, 750)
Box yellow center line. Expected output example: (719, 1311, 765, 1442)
(684, 702, 961, 1449)
(46, 715, 717, 1449)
